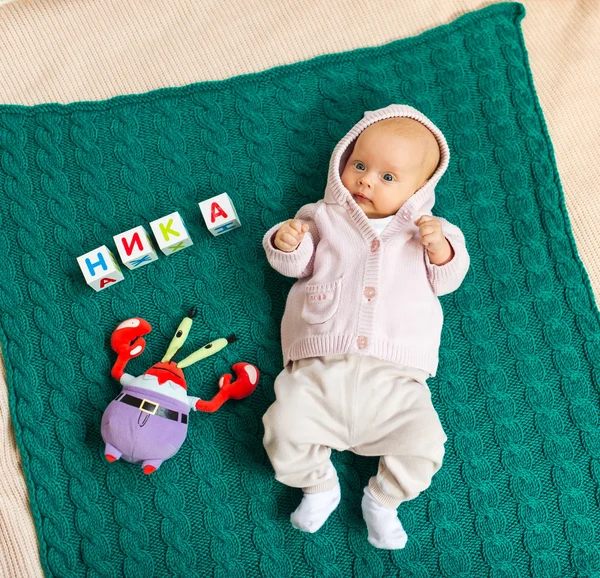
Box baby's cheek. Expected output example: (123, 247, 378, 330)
(340, 168, 352, 189)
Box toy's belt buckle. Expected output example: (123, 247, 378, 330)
(140, 399, 159, 415)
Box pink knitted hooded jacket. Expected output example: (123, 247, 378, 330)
(263, 104, 470, 376)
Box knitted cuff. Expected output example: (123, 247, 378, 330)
(424, 239, 469, 290)
(304, 476, 340, 494)
(367, 478, 403, 509)
(262, 221, 315, 276)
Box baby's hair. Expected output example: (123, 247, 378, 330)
(374, 117, 441, 181)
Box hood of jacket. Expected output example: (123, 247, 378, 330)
(323, 104, 450, 237)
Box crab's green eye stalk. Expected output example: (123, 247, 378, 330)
(161, 315, 195, 362)
(176, 334, 237, 368)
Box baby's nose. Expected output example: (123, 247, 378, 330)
(358, 176, 372, 188)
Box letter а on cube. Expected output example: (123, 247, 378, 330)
(198, 193, 241, 236)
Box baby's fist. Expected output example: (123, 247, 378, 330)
(415, 215, 453, 265)
(274, 219, 309, 252)
(415, 215, 445, 250)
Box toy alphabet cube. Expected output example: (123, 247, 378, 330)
(113, 226, 158, 270)
(77, 245, 124, 292)
(149, 211, 193, 255)
(198, 193, 241, 236)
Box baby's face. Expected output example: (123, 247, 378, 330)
(340, 118, 440, 219)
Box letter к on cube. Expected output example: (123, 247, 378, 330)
(149, 211, 193, 255)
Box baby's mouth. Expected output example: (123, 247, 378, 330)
(353, 193, 371, 203)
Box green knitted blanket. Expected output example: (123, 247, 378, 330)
(2, 3, 599, 576)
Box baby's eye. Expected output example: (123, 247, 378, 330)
(382, 173, 395, 182)
(353, 161, 365, 171)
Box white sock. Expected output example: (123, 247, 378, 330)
(290, 484, 341, 533)
(361, 486, 408, 549)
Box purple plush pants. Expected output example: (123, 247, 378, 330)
(101, 385, 189, 470)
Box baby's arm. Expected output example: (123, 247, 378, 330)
(262, 203, 321, 278)
(420, 217, 470, 296)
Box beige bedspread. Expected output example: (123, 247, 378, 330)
(1, 1, 598, 575)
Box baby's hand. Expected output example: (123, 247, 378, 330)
(274, 219, 310, 252)
(415, 215, 453, 265)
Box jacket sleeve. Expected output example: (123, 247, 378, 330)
(424, 218, 470, 297)
(262, 203, 321, 279)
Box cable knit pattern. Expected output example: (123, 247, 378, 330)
(0, 4, 599, 576)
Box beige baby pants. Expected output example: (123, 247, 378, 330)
(262, 354, 448, 508)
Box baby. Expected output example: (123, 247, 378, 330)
(261, 104, 469, 549)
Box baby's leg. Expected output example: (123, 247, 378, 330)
(361, 449, 445, 549)
(262, 370, 341, 494)
(368, 449, 445, 508)
(352, 359, 447, 548)
(262, 356, 352, 532)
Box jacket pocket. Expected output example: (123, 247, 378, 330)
(301, 277, 342, 324)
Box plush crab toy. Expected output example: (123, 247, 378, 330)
(101, 307, 259, 474)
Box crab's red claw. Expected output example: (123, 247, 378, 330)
(111, 318, 152, 354)
(194, 363, 260, 413)
(226, 363, 260, 400)
(110, 318, 152, 380)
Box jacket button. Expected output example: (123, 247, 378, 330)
(357, 336, 368, 349)
(399, 208, 413, 223)
(371, 239, 380, 252)
(364, 286, 376, 299)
